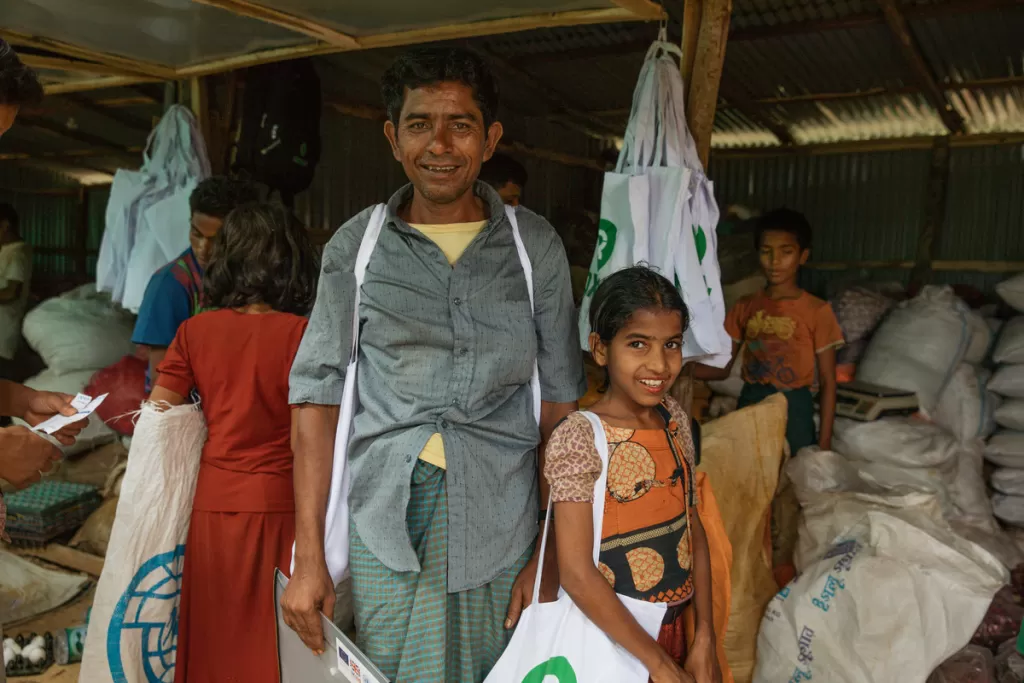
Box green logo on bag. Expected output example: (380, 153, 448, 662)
(596, 219, 618, 270)
(521, 656, 578, 683)
(692, 224, 707, 264)
(692, 224, 712, 295)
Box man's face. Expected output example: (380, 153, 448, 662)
(384, 82, 502, 205)
(495, 181, 522, 207)
(190, 212, 223, 270)
(0, 104, 19, 137)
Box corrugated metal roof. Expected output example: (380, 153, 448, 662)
(731, 0, 881, 31)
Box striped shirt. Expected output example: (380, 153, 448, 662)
(289, 182, 586, 591)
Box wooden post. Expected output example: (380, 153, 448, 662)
(680, 0, 702, 105)
(686, 0, 732, 168)
(674, 0, 733, 418)
(911, 137, 952, 286)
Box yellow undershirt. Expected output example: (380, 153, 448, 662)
(410, 220, 488, 469)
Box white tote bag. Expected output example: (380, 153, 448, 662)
(295, 205, 542, 584)
(485, 411, 667, 683)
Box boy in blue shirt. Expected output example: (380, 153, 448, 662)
(132, 177, 260, 388)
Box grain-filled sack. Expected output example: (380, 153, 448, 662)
(989, 365, 1024, 399)
(985, 431, 1024, 468)
(996, 273, 1024, 313)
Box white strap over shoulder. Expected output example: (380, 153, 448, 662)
(505, 205, 542, 426)
(348, 204, 387, 362)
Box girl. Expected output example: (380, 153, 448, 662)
(545, 266, 718, 683)
(150, 202, 319, 683)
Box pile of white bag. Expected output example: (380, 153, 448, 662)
(858, 285, 991, 418)
(986, 274, 1024, 531)
(96, 105, 210, 313)
(754, 448, 1008, 683)
(16, 284, 136, 455)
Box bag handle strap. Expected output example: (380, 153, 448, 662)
(505, 205, 542, 426)
(348, 204, 387, 362)
(530, 410, 610, 603)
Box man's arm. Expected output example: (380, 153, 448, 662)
(282, 404, 339, 654)
(817, 347, 838, 451)
(279, 227, 359, 653)
(691, 341, 741, 381)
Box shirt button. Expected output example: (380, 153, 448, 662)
(458, 347, 467, 356)
(440, 420, 450, 429)
(453, 297, 462, 306)
(405, 455, 413, 463)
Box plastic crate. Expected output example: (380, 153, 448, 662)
(4, 481, 101, 545)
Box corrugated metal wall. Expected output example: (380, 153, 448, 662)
(0, 165, 108, 284)
(709, 145, 1024, 298)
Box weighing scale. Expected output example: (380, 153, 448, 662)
(833, 380, 919, 421)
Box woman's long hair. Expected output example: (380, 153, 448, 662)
(203, 202, 319, 316)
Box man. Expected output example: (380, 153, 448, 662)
(283, 47, 586, 682)
(131, 176, 260, 386)
(479, 152, 527, 207)
(0, 204, 31, 380)
(0, 40, 42, 138)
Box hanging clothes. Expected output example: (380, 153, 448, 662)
(96, 105, 211, 312)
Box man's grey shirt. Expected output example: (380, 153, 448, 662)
(289, 182, 586, 591)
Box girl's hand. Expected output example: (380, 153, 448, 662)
(684, 628, 721, 683)
(649, 656, 696, 683)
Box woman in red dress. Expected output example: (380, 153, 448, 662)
(150, 202, 319, 683)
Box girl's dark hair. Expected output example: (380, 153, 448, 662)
(590, 265, 689, 343)
(203, 202, 319, 316)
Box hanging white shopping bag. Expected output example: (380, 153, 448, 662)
(80, 402, 206, 683)
(297, 205, 541, 585)
(485, 412, 666, 683)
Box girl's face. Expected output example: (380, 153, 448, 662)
(590, 307, 685, 409)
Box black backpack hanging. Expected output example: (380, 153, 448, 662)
(233, 58, 322, 204)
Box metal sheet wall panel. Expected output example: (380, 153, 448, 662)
(709, 150, 931, 296)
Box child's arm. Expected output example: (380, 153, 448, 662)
(817, 346, 838, 450)
(684, 510, 719, 683)
(691, 341, 741, 382)
(555, 502, 695, 683)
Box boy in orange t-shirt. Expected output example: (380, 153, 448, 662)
(697, 209, 844, 453)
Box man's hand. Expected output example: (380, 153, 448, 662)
(281, 560, 336, 655)
(0, 426, 62, 488)
(505, 541, 559, 629)
(684, 627, 721, 683)
(22, 391, 87, 446)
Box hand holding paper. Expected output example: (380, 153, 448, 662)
(29, 392, 105, 445)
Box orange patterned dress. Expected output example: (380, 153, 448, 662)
(545, 396, 698, 605)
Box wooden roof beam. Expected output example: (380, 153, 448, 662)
(43, 76, 159, 96)
(16, 53, 140, 78)
(877, 0, 964, 134)
(0, 30, 175, 80)
(607, 0, 668, 20)
(190, 0, 360, 49)
(175, 6, 658, 78)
